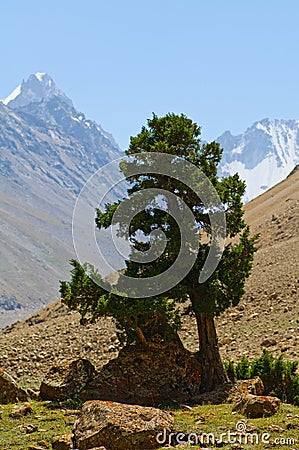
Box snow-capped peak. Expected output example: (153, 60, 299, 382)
(1, 73, 73, 109)
(35, 72, 46, 82)
(217, 118, 299, 201)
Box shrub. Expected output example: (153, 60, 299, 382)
(235, 355, 251, 380)
(225, 350, 299, 405)
(224, 360, 236, 382)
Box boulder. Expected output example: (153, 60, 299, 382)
(39, 359, 97, 401)
(0, 369, 29, 404)
(232, 394, 280, 418)
(81, 342, 202, 406)
(73, 400, 174, 450)
(52, 433, 73, 450)
(227, 376, 264, 403)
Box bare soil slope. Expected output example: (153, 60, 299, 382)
(0, 167, 298, 389)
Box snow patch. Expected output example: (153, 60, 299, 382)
(231, 144, 243, 155)
(1, 85, 22, 105)
(71, 115, 84, 123)
(35, 72, 46, 81)
(221, 154, 293, 201)
(256, 122, 271, 134)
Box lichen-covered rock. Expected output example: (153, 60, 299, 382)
(227, 376, 264, 403)
(0, 370, 29, 404)
(52, 433, 73, 450)
(81, 343, 202, 406)
(73, 400, 174, 450)
(39, 358, 97, 401)
(233, 394, 280, 418)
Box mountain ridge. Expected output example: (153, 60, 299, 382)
(2, 72, 73, 108)
(217, 118, 299, 201)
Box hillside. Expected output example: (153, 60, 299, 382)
(0, 167, 298, 389)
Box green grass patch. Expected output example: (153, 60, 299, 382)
(0, 400, 75, 450)
(0, 400, 298, 449)
(163, 403, 299, 449)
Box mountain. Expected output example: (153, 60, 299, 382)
(0, 73, 122, 329)
(217, 118, 299, 201)
(0, 167, 298, 390)
(2, 72, 73, 109)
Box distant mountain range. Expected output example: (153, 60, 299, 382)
(217, 119, 299, 201)
(0, 72, 298, 328)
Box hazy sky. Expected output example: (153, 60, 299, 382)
(1, 0, 298, 149)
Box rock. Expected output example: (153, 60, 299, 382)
(73, 400, 174, 450)
(261, 338, 277, 347)
(36, 441, 50, 448)
(39, 358, 97, 401)
(227, 377, 264, 403)
(219, 337, 232, 346)
(0, 369, 29, 404)
(19, 423, 38, 433)
(52, 433, 73, 450)
(81, 343, 202, 406)
(9, 402, 33, 417)
(232, 394, 280, 418)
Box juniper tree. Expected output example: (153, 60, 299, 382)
(60, 113, 257, 391)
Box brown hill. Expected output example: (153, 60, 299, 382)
(0, 167, 298, 389)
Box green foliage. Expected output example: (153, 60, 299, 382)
(60, 260, 180, 344)
(235, 355, 251, 380)
(60, 113, 257, 346)
(224, 360, 236, 382)
(60, 260, 110, 325)
(225, 350, 299, 405)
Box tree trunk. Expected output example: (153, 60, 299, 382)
(189, 289, 227, 391)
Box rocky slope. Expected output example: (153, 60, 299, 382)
(0, 167, 298, 389)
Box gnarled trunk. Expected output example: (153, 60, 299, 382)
(195, 311, 227, 391)
(189, 289, 227, 392)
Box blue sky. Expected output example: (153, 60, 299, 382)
(1, 0, 299, 149)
